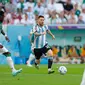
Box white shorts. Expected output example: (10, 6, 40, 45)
(0, 43, 8, 54)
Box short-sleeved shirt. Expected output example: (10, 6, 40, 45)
(32, 25, 49, 48)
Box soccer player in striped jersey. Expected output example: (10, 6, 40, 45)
(32, 15, 55, 74)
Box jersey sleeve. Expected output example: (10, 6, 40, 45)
(33, 25, 38, 33)
(45, 25, 49, 31)
(30, 25, 37, 34)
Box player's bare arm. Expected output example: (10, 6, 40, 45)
(47, 30, 55, 39)
(34, 31, 46, 36)
(1, 29, 10, 42)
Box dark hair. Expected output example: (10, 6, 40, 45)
(38, 15, 44, 19)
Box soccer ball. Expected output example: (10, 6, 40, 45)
(58, 66, 67, 75)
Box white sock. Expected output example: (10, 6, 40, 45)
(81, 70, 85, 85)
(27, 53, 35, 65)
(48, 68, 51, 72)
(6, 57, 16, 72)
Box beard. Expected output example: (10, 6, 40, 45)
(39, 23, 44, 26)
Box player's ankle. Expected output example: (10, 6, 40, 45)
(12, 68, 16, 72)
(48, 68, 52, 71)
(35, 62, 38, 65)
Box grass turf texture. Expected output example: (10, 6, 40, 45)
(0, 64, 84, 85)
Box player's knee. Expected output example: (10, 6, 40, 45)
(3, 52, 11, 57)
(0, 45, 3, 48)
(47, 50, 53, 57)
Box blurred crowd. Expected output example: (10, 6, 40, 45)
(0, 0, 85, 25)
(53, 44, 85, 64)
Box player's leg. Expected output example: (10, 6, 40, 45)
(34, 48, 42, 69)
(80, 69, 85, 85)
(27, 53, 35, 67)
(0, 45, 22, 76)
(47, 49, 55, 74)
(34, 59, 40, 69)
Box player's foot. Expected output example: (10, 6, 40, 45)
(12, 68, 22, 76)
(35, 64, 39, 69)
(27, 64, 33, 67)
(26, 61, 33, 67)
(48, 70, 55, 74)
(34, 62, 39, 69)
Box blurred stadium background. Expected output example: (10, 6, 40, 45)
(0, 0, 85, 64)
(0, 0, 85, 85)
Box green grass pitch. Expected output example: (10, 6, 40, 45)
(0, 64, 84, 85)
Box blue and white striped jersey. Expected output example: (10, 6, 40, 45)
(31, 25, 49, 48)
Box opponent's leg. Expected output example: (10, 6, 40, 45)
(3, 52, 22, 76)
(0, 45, 22, 76)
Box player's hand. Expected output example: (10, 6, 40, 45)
(52, 35, 55, 39)
(5, 36, 10, 42)
(41, 32, 46, 35)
